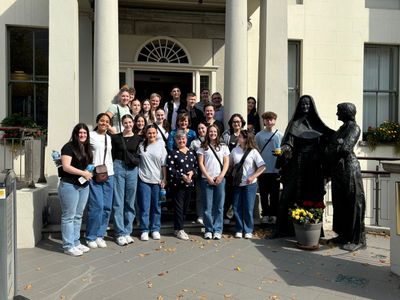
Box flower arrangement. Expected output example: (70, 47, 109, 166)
(289, 201, 325, 225)
(365, 121, 400, 153)
(1, 113, 46, 140)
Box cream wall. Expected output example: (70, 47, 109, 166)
(0, 0, 49, 122)
(288, 0, 368, 130)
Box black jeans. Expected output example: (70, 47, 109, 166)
(173, 186, 193, 230)
(258, 173, 280, 217)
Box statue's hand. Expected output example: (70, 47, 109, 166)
(281, 144, 292, 159)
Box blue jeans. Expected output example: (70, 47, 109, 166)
(137, 178, 161, 233)
(58, 181, 89, 250)
(86, 176, 114, 241)
(233, 183, 258, 234)
(112, 160, 138, 237)
(201, 178, 225, 234)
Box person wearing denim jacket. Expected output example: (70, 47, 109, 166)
(58, 123, 93, 256)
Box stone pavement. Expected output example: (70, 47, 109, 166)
(16, 229, 400, 300)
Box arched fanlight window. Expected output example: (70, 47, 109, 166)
(137, 38, 189, 64)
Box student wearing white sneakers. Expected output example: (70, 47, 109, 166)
(230, 130, 265, 239)
(58, 123, 93, 256)
(167, 130, 197, 240)
(137, 124, 168, 241)
(197, 124, 230, 240)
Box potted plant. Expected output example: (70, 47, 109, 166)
(289, 201, 325, 250)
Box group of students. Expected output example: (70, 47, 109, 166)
(57, 86, 282, 257)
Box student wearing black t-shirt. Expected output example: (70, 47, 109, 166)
(58, 123, 93, 256)
(111, 114, 142, 246)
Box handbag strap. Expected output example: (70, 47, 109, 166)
(103, 134, 108, 164)
(153, 122, 168, 144)
(116, 105, 122, 133)
(260, 129, 278, 154)
(235, 148, 251, 170)
(209, 145, 223, 171)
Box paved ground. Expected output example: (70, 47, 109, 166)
(16, 227, 400, 300)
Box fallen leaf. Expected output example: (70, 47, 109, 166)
(224, 293, 233, 298)
(230, 255, 235, 258)
(24, 283, 32, 290)
(138, 253, 150, 257)
(147, 281, 153, 288)
(60, 295, 65, 300)
(198, 296, 207, 300)
(234, 266, 241, 271)
(36, 267, 41, 271)
(157, 296, 164, 300)
(217, 282, 223, 287)
(158, 272, 165, 276)
(270, 295, 280, 300)
(176, 292, 185, 298)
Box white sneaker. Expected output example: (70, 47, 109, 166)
(152, 231, 161, 240)
(76, 244, 90, 253)
(95, 237, 107, 248)
(213, 232, 222, 240)
(64, 247, 83, 257)
(196, 217, 204, 225)
(86, 240, 98, 249)
(234, 232, 243, 239)
(261, 216, 269, 224)
(175, 230, 189, 240)
(125, 235, 134, 244)
(244, 233, 253, 239)
(204, 232, 212, 240)
(141, 232, 149, 241)
(116, 236, 128, 246)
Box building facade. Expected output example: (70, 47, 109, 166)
(1, 0, 400, 186)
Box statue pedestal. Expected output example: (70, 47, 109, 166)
(381, 161, 400, 276)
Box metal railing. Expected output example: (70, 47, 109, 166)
(358, 156, 398, 227)
(0, 127, 46, 188)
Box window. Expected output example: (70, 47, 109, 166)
(363, 45, 399, 132)
(137, 38, 189, 64)
(288, 41, 301, 119)
(200, 75, 210, 91)
(365, 0, 400, 10)
(8, 27, 49, 126)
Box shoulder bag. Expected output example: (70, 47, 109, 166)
(120, 134, 140, 168)
(231, 148, 251, 186)
(94, 134, 109, 183)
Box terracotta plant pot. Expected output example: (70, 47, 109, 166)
(293, 222, 322, 250)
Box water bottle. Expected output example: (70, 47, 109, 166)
(79, 164, 95, 184)
(51, 150, 61, 167)
(159, 188, 167, 203)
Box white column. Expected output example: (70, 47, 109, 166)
(224, 0, 247, 127)
(257, 0, 288, 127)
(94, 0, 119, 117)
(47, 0, 79, 186)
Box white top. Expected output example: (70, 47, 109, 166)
(156, 125, 169, 147)
(138, 141, 168, 184)
(106, 103, 131, 133)
(230, 146, 265, 186)
(197, 144, 230, 179)
(163, 101, 180, 130)
(90, 131, 114, 176)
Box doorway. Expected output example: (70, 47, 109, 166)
(134, 71, 193, 107)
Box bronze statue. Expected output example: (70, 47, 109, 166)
(327, 102, 366, 251)
(275, 95, 333, 236)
